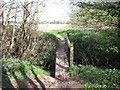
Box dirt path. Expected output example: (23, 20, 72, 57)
(36, 35, 81, 88)
(34, 35, 81, 88)
(53, 35, 81, 88)
(3, 35, 81, 89)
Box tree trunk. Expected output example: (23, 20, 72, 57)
(0, 0, 4, 58)
(2, 0, 14, 41)
(10, 0, 19, 57)
(21, 0, 29, 40)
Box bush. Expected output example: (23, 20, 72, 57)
(68, 29, 119, 68)
(22, 32, 58, 66)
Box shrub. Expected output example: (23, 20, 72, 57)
(22, 32, 58, 66)
(68, 29, 119, 68)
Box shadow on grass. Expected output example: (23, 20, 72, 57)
(72, 35, 119, 69)
(12, 72, 31, 89)
(18, 64, 39, 89)
(2, 67, 15, 89)
(3, 63, 46, 89)
(31, 67, 46, 90)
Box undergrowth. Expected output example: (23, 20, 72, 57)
(68, 64, 120, 88)
(2, 58, 49, 85)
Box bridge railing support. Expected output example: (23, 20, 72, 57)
(66, 32, 74, 67)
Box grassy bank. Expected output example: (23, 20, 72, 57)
(2, 58, 49, 88)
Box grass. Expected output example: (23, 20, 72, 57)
(47, 24, 113, 37)
(7, 65, 49, 80)
(2, 58, 49, 87)
(68, 64, 120, 88)
(47, 24, 79, 36)
(49, 24, 119, 67)
(38, 24, 71, 31)
(70, 29, 119, 67)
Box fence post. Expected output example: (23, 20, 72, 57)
(70, 42, 74, 67)
(66, 32, 74, 67)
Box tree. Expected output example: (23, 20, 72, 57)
(0, 0, 4, 58)
(2, 0, 14, 41)
(10, 0, 19, 57)
(2, 0, 44, 58)
(70, 1, 118, 27)
(19, 0, 43, 58)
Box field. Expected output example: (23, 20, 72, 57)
(38, 24, 71, 31)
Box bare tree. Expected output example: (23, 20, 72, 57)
(2, 0, 14, 41)
(9, 0, 19, 57)
(1, 0, 44, 58)
(13, 0, 43, 58)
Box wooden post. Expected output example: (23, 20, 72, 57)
(70, 42, 74, 67)
(50, 53, 56, 77)
(66, 32, 74, 67)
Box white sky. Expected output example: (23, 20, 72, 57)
(4, 0, 72, 22)
(39, 0, 71, 22)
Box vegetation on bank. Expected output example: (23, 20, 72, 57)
(69, 29, 119, 68)
(2, 31, 58, 88)
(69, 64, 120, 88)
(48, 25, 119, 88)
(2, 31, 58, 67)
(48, 3, 120, 88)
(2, 58, 49, 88)
(68, 2, 120, 88)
